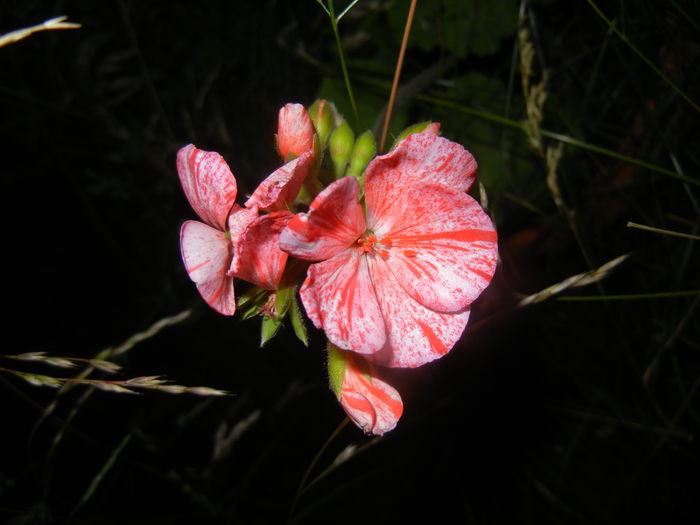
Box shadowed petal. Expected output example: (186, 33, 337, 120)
(366, 255, 470, 368)
(280, 176, 365, 261)
(180, 220, 235, 315)
(339, 353, 403, 436)
(300, 249, 385, 354)
(230, 211, 293, 290)
(277, 103, 315, 160)
(245, 151, 313, 211)
(364, 134, 477, 230)
(374, 184, 498, 312)
(177, 144, 237, 231)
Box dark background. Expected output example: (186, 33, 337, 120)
(1, 1, 699, 523)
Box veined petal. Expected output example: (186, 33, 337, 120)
(177, 144, 237, 231)
(280, 176, 365, 261)
(300, 249, 386, 354)
(364, 134, 477, 230)
(230, 211, 292, 290)
(180, 220, 235, 315)
(367, 255, 470, 368)
(339, 353, 403, 436)
(245, 151, 313, 212)
(377, 184, 498, 312)
(277, 103, 315, 160)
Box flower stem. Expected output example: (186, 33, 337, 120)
(326, 0, 359, 128)
(379, 0, 419, 152)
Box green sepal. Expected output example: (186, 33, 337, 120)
(238, 286, 269, 320)
(275, 286, 293, 318)
(346, 130, 376, 186)
(327, 343, 348, 399)
(389, 121, 437, 151)
(330, 120, 355, 178)
(289, 290, 308, 347)
(260, 314, 282, 347)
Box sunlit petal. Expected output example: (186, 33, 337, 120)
(177, 144, 237, 230)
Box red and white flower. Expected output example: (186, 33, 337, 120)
(280, 133, 498, 367)
(177, 144, 313, 313)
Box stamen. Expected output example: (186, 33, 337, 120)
(356, 234, 394, 259)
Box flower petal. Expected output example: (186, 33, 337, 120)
(180, 220, 235, 315)
(227, 204, 258, 240)
(364, 134, 477, 228)
(340, 353, 403, 436)
(366, 255, 471, 368)
(372, 184, 498, 312)
(230, 211, 292, 290)
(277, 103, 315, 160)
(280, 176, 365, 261)
(300, 249, 386, 354)
(244, 151, 313, 212)
(177, 144, 237, 231)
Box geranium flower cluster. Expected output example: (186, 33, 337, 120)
(177, 101, 498, 435)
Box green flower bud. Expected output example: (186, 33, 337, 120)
(330, 120, 355, 178)
(346, 130, 376, 185)
(308, 99, 334, 148)
(389, 121, 440, 151)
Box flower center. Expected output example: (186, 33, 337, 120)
(356, 234, 392, 259)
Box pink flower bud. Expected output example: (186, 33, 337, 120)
(277, 103, 315, 161)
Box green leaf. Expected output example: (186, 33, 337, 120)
(260, 314, 282, 347)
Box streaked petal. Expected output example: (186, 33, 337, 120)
(364, 134, 477, 230)
(280, 176, 365, 261)
(180, 220, 235, 315)
(177, 144, 237, 230)
(377, 184, 498, 312)
(230, 211, 292, 290)
(367, 255, 470, 368)
(244, 151, 313, 211)
(340, 353, 403, 436)
(227, 204, 258, 241)
(300, 249, 386, 354)
(277, 103, 315, 160)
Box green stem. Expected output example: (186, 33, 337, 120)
(335, 0, 360, 22)
(326, 0, 359, 127)
(627, 221, 700, 241)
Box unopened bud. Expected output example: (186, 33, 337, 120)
(308, 99, 334, 148)
(346, 130, 376, 184)
(277, 103, 315, 162)
(329, 120, 355, 178)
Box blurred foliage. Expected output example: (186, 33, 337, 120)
(1, 0, 699, 523)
